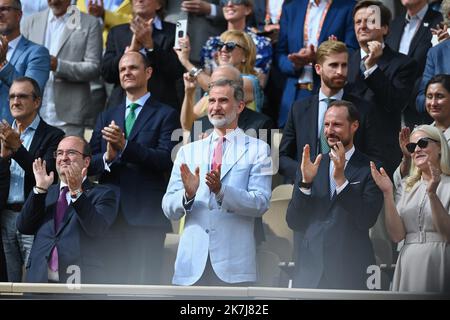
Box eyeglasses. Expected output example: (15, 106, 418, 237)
(219, 0, 249, 6)
(54, 149, 86, 158)
(215, 41, 246, 53)
(8, 93, 35, 101)
(0, 6, 20, 13)
(405, 137, 439, 154)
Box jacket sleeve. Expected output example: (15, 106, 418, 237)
(364, 56, 418, 114)
(16, 192, 47, 235)
(120, 108, 180, 171)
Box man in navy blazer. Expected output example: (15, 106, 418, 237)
(385, 0, 442, 127)
(286, 101, 382, 289)
(102, 0, 184, 111)
(0, 77, 63, 282)
(17, 136, 118, 283)
(0, 0, 50, 123)
(275, 0, 358, 127)
(279, 40, 382, 182)
(347, 0, 417, 177)
(90, 51, 180, 284)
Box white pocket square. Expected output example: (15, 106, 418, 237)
(350, 181, 361, 185)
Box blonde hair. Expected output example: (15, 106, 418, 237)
(315, 40, 348, 65)
(405, 125, 450, 191)
(219, 30, 257, 76)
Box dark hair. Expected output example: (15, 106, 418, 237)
(138, 52, 152, 68)
(328, 100, 360, 123)
(353, 0, 392, 27)
(208, 78, 244, 102)
(11, 76, 41, 99)
(62, 136, 92, 157)
(11, 0, 22, 10)
(425, 74, 450, 94)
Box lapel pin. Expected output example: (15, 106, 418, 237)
(424, 22, 429, 27)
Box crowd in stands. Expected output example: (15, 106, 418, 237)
(0, 0, 449, 295)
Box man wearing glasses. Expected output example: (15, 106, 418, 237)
(16, 135, 118, 283)
(0, 0, 50, 123)
(0, 77, 64, 282)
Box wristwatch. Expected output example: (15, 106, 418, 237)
(70, 189, 83, 199)
(299, 181, 312, 189)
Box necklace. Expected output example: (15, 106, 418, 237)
(417, 183, 428, 242)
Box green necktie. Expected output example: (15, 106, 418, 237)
(125, 103, 139, 138)
(320, 98, 335, 154)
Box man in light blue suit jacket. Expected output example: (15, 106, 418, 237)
(0, 0, 50, 123)
(416, 39, 450, 113)
(162, 66, 272, 286)
(275, 0, 358, 127)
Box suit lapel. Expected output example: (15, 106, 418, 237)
(308, 97, 320, 156)
(315, 154, 331, 202)
(343, 150, 364, 184)
(348, 51, 364, 91)
(220, 130, 248, 180)
(408, 9, 434, 56)
(293, 0, 308, 50)
(127, 98, 157, 141)
(55, 15, 76, 56)
(56, 180, 93, 236)
(319, 4, 337, 43)
(388, 18, 405, 51)
(9, 37, 27, 66)
(28, 120, 45, 156)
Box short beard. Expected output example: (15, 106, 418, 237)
(208, 109, 237, 129)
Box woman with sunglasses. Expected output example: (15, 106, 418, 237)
(177, 30, 263, 131)
(371, 125, 450, 293)
(200, 0, 272, 87)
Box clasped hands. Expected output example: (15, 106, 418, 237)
(126, 16, 154, 52)
(180, 163, 222, 200)
(102, 120, 125, 162)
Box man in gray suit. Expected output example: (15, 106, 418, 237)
(22, 0, 102, 137)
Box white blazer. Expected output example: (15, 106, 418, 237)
(162, 129, 272, 285)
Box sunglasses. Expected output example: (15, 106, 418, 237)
(405, 137, 439, 154)
(215, 41, 246, 52)
(219, 0, 249, 6)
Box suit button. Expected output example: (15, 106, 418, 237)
(205, 229, 209, 234)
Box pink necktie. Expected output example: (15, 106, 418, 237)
(49, 186, 69, 272)
(211, 137, 225, 172)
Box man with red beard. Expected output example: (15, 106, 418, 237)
(286, 101, 383, 289)
(279, 40, 383, 182)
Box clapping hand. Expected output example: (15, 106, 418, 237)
(364, 41, 383, 69)
(206, 164, 221, 194)
(370, 161, 393, 196)
(130, 16, 154, 50)
(330, 142, 346, 186)
(427, 161, 441, 194)
(64, 161, 86, 193)
(33, 158, 54, 190)
(180, 163, 200, 199)
(300, 144, 322, 184)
